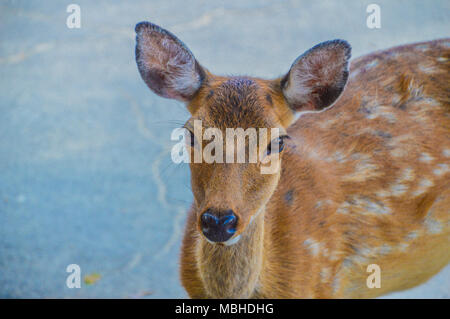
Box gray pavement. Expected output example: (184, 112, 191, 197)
(0, 0, 449, 298)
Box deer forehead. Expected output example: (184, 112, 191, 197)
(189, 77, 285, 129)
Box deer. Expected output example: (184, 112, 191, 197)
(134, 21, 450, 298)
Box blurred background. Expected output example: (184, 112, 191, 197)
(0, 0, 449, 298)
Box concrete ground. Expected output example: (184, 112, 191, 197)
(0, 0, 448, 298)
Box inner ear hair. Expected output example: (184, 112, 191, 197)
(281, 39, 351, 112)
(135, 21, 206, 102)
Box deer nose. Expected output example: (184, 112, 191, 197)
(201, 209, 238, 243)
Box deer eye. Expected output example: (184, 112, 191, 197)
(185, 129, 196, 148)
(266, 135, 289, 155)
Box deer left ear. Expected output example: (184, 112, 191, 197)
(135, 21, 206, 102)
(281, 40, 351, 112)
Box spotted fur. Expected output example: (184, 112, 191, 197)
(134, 23, 450, 298)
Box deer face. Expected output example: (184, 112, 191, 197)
(135, 22, 351, 244)
(184, 76, 291, 244)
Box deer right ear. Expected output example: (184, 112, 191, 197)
(281, 40, 351, 112)
(135, 22, 206, 102)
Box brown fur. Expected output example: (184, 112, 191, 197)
(180, 39, 450, 298)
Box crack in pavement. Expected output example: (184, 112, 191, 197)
(122, 90, 187, 260)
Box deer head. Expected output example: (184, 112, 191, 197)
(135, 21, 351, 245)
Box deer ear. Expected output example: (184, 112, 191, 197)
(281, 40, 351, 112)
(135, 22, 206, 102)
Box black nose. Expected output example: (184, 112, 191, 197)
(201, 209, 238, 243)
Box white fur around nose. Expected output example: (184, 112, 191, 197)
(223, 234, 242, 246)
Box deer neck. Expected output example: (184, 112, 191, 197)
(196, 208, 265, 298)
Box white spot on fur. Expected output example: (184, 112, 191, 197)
(433, 164, 449, 176)
(400, 168, 415, 181)
(376, 190, 389, 198)
(418, 63, 437, 74)
(332, 274, 341, 294)
(379, 244, 392, 255)
(350, 252, 368, 265)
(413, 179, 434, 196)
(366, 59, 379, 69)
(329, 251, 341, 261)
(321, 247, 330, 258)
(359, 197, 391, 215)
(406, 231, 418, 240)
(443, 149, 450, 157)
(337, 195, 391, 215)
(388, 135, 413, 157)
(320, 267, 331, 283)
(391, 149, 407, 158)
(424, 218, 443, 234)
(419, 152, 434, 163)
(336, 202, 350, 214)
(398, 242, 409, 252)
(388, 168, 415, 197)
(318, 117, 339, 129)
(363, 245, 391, 259)
(423, 199, 444, 234)
(349, 67, 362, 80)
(325, 150, 347, 163)
(390, 183, 408, 196)
(391, 94, 401, 105)
(303, 238, 322, 257)
(342, 153, 380, 182)
(418, 97, 441, 108)
(366, 106, 397, 123)
(314, 199, 333, 209)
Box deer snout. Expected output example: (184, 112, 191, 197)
(201, 209, 238, 243)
